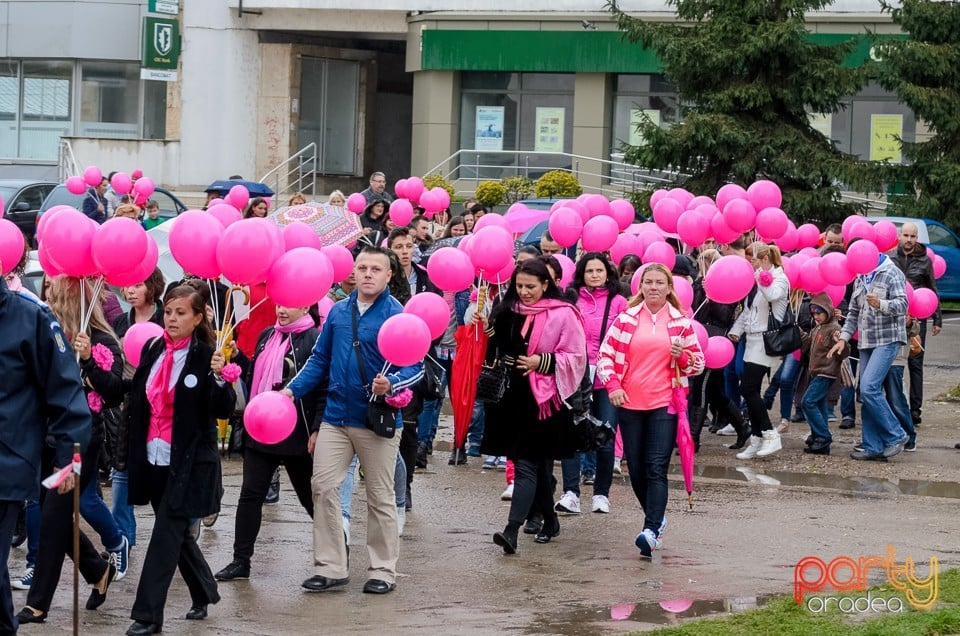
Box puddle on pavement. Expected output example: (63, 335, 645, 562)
(530, 595, 775, 634)
(674, 464, 960, 499)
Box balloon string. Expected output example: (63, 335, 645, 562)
(692, 298, 708, 320)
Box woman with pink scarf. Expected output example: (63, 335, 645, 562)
(214, 304, 322, 583)
(478, 259, 586, 555)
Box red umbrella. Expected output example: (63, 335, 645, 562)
(451, 325, 488, 461)
(670, 368, 695, 510)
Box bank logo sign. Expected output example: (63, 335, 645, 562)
(154, 23, 173, 56)
(142, 17, 180, 71)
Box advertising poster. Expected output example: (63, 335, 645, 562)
(870, 114, 903, 162)
(535, 107, 565, 152)
(629, 109, 661, 146)
(475, 106, 504, 151)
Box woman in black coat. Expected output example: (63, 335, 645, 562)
(214, 304, 324, 582)
(124, 285, 235, 636)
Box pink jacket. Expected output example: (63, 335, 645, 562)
(576, 287, 627, 387)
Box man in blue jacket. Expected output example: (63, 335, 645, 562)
(283, 246, 422, 595)
(0, 276, 91, 634)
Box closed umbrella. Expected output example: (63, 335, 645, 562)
(670, 367, 695, 511)
(268, 202, 363, 248)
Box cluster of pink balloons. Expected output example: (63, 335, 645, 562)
(36, 206, 158, 287)
(67, 166, 157, 207)
(344, 176, 453, 223)
(546, 195, 636, 253)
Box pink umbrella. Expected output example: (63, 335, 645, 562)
(670, 368, 695, 511)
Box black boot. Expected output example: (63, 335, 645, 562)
(689, 407, 707, 453)
(493, 525, 519, 554)
(804, 438, 831, 455)
(725, 402, 750, 450)
(415, 443, 428, 469)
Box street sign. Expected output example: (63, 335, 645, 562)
(148, 0, 179, 15)
(141, 16, 180, 82)
(141, 68, 177, 82)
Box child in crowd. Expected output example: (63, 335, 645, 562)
(799, 292, 846, 455)
(141, 199, 164, 230)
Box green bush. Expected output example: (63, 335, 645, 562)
(421, 173, 455, 198)
(535, 170, 582, 198)
(474, 181, 506, 207)
(501, 176, 535, 204)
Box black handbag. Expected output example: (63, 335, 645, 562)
(352, 305, 398, 438)
(572, 412, 615, 452)
(763, 304, 802, 357)
(417, 353, 445, 401)
(476, 360, 510, 403)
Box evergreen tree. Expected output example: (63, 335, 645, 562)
(875, 0, 960, 228)
(609, 0, 874, 224)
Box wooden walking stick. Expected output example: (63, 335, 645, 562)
(72, 442, 80, 636)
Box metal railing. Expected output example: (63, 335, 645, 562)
(258, 143, 317, 197)
(839, 192, 890, 214)
(424, 149, 679, 198)
(58, 139, 80, 182)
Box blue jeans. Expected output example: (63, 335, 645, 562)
(801, 375, 834, 442)
(25, 499, 40, 568)
(591, 389, 620, 498)
(80, 477, 124, 551)
(859, 344, 908, 455)
(110, 470, 136, 547)
(840, 344, 858, 421)
(559, 454, 582, 497)
(416, 358, 451, 446)
(724, 338, 746, 406)
(883, 365, 915, 444)
(778, 354, 802, 420)
(339, 453, 405, 520)
(467, 400, 484, 454)
(617, 406, 676, 534)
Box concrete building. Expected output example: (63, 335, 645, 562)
(0, 0, 911, 197)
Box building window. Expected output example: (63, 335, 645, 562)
(19, 61, 72, 160)
(0, 61, 18, 158)
(80, 61, 140, 139)
(611, 74, 679, 157)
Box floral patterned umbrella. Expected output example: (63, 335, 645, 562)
(268, 202, 362, 248)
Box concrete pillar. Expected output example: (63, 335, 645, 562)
(411, 70, 459, 178)
(256, 43, 295, 189)
(571, 72, 613, 195)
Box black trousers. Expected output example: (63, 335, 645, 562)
(130, 464, 219, 626)
(398, 394, 423, 490)
(232, 447, 313, 564)
(907, 319, 926, 415)
(26, 438, 110, 614)
(741, 362, 773, 436)
(0, 500, 20, 635)
(507, 458, 556, 530)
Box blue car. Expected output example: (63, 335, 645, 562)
(867, 216, 960, 301)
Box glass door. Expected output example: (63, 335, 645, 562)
(299, 57, 359, 175)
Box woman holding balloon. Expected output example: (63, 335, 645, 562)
(215, 304, 321, 583)
(124, 285, 236, 635)
(727, 242, 790, 459)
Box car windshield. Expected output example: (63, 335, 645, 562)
(40, 187, 88, 212)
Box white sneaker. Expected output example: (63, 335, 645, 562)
(397, 507, 406, 537)
(554, 491, 581, 514)
(11, 566, 33, 590)
(776, 419, 790, 434)
(736, 436, 763, 460)
(755, 430, 783, 457)
(501, 483, 514, 500)
(717, 423, 737, 436)
(592, 495, 610, 514)
(613, 458, 622, 475)
(342, 516, 351, 546)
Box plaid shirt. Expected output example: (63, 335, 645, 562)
(840, 255, 907, 349)
(596, 302, 704, 396)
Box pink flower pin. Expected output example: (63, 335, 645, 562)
(91, 343, 114, 372)
(87, 391, 103, 414)
(220, 363, 242, 384)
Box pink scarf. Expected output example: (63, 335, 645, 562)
(513, 298, 587, 419)
(250, 315, 315, 397)
(146, 333, 191, 443)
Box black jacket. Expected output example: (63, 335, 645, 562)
(892, 245, 942, 327)
(692, 278, 738, 337)
(112, 304, 164, 339)
(243, 326, 325, 455)
(125, 337, 236, 518)
(0, 280, 91, 499)
(77, 329, 126, 441)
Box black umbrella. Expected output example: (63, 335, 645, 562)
(204, 179, 275, 198)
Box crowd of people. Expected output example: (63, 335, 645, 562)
(0, 169, 948, 635)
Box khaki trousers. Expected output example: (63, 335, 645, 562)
(311, 423, 401, 583)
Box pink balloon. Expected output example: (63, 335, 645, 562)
(686, 195, 715, 211)
(774, 223, 799, 253)
(581, 215, 619, 252)
(405, 292, 451, 340)
(104, 238, 158, 287)
(799, 257, 827, 294)
(418, 189, 440, 214)
(470, 226, 513, 272)
(83, 166, 103, 188)
(208, 198, 224, 207)
(704, 335, 735, 369)
(548, 207, 584, 248)
(675, 277, 694, 310)
(37, 243, 62, 276)
(378, 313, 432, 366)
(131, 169, 143, 179)
(282, 221, 323, 251)
(266, 247, 334, 307)
(649, 189, 669, 211)
(722, 198, 756, 233)
(505, 205, 549, 234)
(43, 209, 97, 277)
(926, 246, 935, 260)
(710, 213, 741, 244)
(169, 210, 224, 279)
(676, 211, 710, 247)
(427, 247, 475, 292)
(132, 177, 155, 200)
(110, 172, 132, 195)
(842, 214, 868, 241)
(218, 218, 282, 285)
(474, 213, 510, 232)
(207, 203, 243, 228)
(347, 193, 366, 214)
(825, 284, 846, 307)
(754, 207, 789, 240)
(906, 281, 915, 307)
(0, 219, 25, 276)
(389, 199, 415, 226)
(746, 180, 782, 212)
(873, 220, 899, 251)
(433, 187, 451, 211)
(480, 259, 516, 285)
(245, 391, 297, 445)
(226, 184, 250, 210)
(92, 217, 148, 275)
(796, 223, 822, 249)
(703, 255, 755, 303)
(636, 231, 663, 256)
(653, 198, 683, 233)
(781, 256, 802, 288)
(818, 252, 854, 286)
(909, 287, 938, 320)
(846, 239, 880, 275)
(322, 244, 355, 283)
(66, 176, 86, 195)
(584, 194, 611, 218)
(565, 200, 590, 226)
(847, 221, 877, 246)
(798, 247, 820, 259)
(643, 241, 677, 270)
(554, 254, 575, 289)
(630, 269, 642, 296)
(394, 179, 408, 200)
(933, 254, 946, 279)
(405, 177, 424, 204)
(122, 321, 165, 368)
(608, 199, 635, 231)
(317, 296, 335, 325)
(691, 320, 709, 353)
(666, 188, 694, 209)
(609, 233, 640, 265)
(716, 183, 748, 212)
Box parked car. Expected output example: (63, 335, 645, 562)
(867, 216, 960, 301)
(0, 179, 58, 246)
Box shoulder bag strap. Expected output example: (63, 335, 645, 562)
(351, 304, 369, 389)
(600, 293, 615, 340)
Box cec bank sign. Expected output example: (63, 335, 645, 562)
(141, 16, 181, 81)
